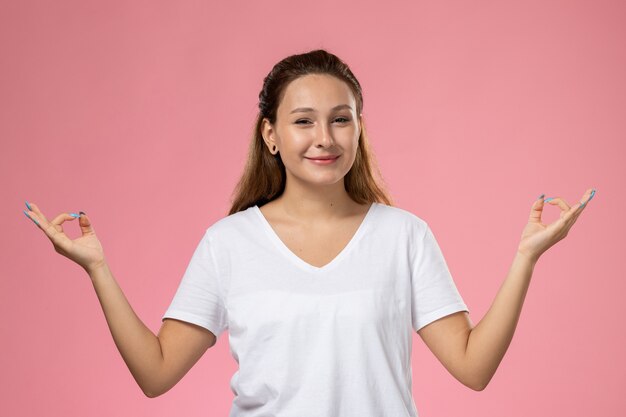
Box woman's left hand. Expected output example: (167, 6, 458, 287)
(517, 188, 596, 263)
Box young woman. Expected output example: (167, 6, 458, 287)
(23, 49, 595, 416)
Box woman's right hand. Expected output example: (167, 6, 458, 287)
(23, 202, 106, 274)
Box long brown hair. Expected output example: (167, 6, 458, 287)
(227, 49, 394, 215)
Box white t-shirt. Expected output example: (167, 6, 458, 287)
(162, 202, 469, 417)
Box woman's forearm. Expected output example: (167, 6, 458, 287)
(88, 262, 164, 397)
(464, 251, 537, 390)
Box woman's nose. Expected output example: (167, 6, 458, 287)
(315, 123, 334, 147)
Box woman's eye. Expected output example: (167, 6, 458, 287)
(295, 118, 350, 125)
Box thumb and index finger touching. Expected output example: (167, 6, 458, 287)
(23, 201, 95, 240)
(530, 188, 596, 224)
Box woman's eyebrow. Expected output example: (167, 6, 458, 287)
(289, 104, 353, 114)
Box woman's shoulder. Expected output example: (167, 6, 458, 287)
(375, 202, 428, 230)
(203, 205, 259, 239)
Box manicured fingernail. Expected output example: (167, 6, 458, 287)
(23, 210, 39, 226)
(79, 211, 86, 216)
(537, 194, 545, 200)
(544, 197, 554, 202)
(589, 189, 596, 201)
(25, 201, 32, 210)
(70, 213, 80, 218)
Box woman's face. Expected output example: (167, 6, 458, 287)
(262, 73, 362, 189)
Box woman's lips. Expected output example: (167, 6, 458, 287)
(305, 155, 340, 165)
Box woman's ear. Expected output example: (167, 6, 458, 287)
(261, 118, 277, 150)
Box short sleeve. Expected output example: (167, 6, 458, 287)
(411, 223, 469, 332)
(162, 229, 228, 339)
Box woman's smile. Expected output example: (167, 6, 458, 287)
(304, 155, 340, 165)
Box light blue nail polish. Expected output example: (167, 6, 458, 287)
(589, 189, 596, 201)
(70, 213, 80, 218)
(25, 201, 32, 210)
(23, 210, 39, 226)
(581, 189, 595, 208)
(544, 197, 554, 202)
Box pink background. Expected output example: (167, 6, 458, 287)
(2, 1, 624, 416)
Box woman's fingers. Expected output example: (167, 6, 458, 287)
(543, 188, 595, 231)
(77, 212, 96, 236)
(578, 188, 596, 208)
(571, 188, 595, 223)
(545, 189, 593, 213)
(25, 202, 76, 247)
(24, 202, 57, 238)
(529, 195, 545, 224)
(50, 212, 77, 227)
(544, 196, 571, 213)
(24, 202, 105, 271)
(47, 215, 78, 254)
(25, 201, 49, 225)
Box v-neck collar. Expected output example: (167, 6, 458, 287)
(252, 202, 378, 274)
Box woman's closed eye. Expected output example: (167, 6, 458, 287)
(295, 117, 351, 125)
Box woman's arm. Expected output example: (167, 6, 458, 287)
(418, 188, 594, 390)
(23, 202, 216, 398)
(88, 262, 166, 396)
(467, 251, 535, 390)
(89, 262, 216, 398)
(417, 251, 534, 391)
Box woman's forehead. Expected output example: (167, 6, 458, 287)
(280, 75, 356, 114)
